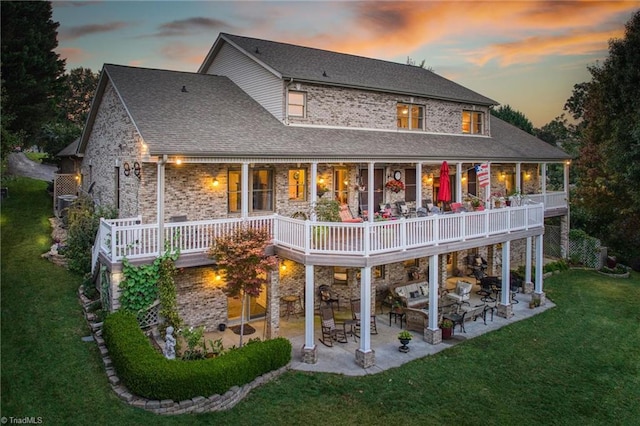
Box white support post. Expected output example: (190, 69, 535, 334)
(541, 163, 547, 197)
(310, 162, 318, 221)
(241, 162, 249, 218)
(304, 265, 315, 349)
(428, 255, 439, 330)
(516, 162, 522, 193)
(486, 163, 492, 208)
(525, 236, 533, 284)
(359, 267, 372, 351)
(535, 234, 544, 294)
(156, 156, 167, 255)
(501, 240, 511, 306)
(416, 163, 422, 207)
(368, 162, 375, 223)
(456, 162, 463, 203)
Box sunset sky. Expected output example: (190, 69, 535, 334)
(51, 1, 639, 127)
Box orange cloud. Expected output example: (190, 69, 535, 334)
(465, 28, 625, 67)
(279, 1, 639, 66)
(159, 42, 207, 66)
(56, 47, 90, 64)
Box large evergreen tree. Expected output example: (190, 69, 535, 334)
(1, 1, 66, 151)
(490, 104, 534, 134)
(566, 11, 640, 266)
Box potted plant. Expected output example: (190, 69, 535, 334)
(441, 319, 454, 340)
(398, 330, 412, 352)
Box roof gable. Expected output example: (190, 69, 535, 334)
(200, 33, 497, 106)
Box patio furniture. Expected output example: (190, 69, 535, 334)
(319, 305, 348, 347)
(446, 280, 473, 305)
(396, 201, 410, 218)
(460, 303, 489, 325)
(467, 254, 487, 277)
(416, 207, 428, 217)
(318, 285, 340, 310)
(391, 281, 429, 308)
(339, 204, 363, 223)
(350, 299, 378, 335)
(389, 307, 406, 328)
(281, 295, 300, 320)
(443, 309, 467, 333)
(478, 276, 499, 302)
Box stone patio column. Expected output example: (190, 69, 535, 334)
(425, 255, 442, 344)
(356, 266, 375, 368)
(301, 264, 317, 364)
(265, 269, 279, 339)
(523, 236, 534, 294)
(497, 240, 513, 318)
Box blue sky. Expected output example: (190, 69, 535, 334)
(52, 1, 639, 127)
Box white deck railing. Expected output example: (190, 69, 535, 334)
(95, 203, 546, 263)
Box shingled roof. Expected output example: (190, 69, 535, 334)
(200, 33, 498, 107)
(80, 64, 568, 162)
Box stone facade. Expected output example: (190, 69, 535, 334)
(288, 82, 490, 136)
(175, 266, 228, 330)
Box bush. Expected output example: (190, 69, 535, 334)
(102, 311, 291, 401)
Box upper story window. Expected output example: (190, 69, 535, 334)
(462, 111, 484, 134)
(288, 168, 307, 201)
(397, 103, 424, 130)
(288, 91, 306, 117)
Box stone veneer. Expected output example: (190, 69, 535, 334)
(288, 82, 490, 136)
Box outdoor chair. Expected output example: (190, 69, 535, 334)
(446, 281, 473, 305)
(339, 204, 363, 223)
(396, 201, 410, 217)
(318, 284, 340, 310)
(319, 305, 348, 347)
(477, 277, 496, 302)
(467, 254, 487, 277)
(350, 299, 378, 335)
(416, 207, 428, 217)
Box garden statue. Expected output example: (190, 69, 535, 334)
(163, 326, 176, 360)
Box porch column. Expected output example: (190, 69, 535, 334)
(524, 237, 534, 294)
(562, 160, 571, 259)
(424, 254, 442, 344)
(356, 266, 375, 368)
(156, 155, 167, 255)
(541, 163, 547, 196)
(515, 163, 522, 192)
(241, 162, 249, 218)
(302, 264, 317, 364)
(265, 269, 280, 339)
(498, 240, 513, 318)
(310, 162, 318, 221)
(455, 162, 462, 203)
(367, 162, 375, 222)
(416, 163, 422, 207)
(534, 234, 546, 306)
(486, 163, 492, 208)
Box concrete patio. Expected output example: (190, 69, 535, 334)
(203, 287, 555, 376)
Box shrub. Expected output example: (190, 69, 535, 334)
(102, 311, 291, 401)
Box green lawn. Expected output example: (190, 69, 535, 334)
(2, 177, 639, 425)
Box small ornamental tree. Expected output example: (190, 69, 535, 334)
(208, 227, 277, 347)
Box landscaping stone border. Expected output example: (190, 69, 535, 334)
(78, 287, 290, 414)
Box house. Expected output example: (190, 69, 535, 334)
(72, 33, 571, 368)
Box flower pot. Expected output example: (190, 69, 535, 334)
(218, 323, 227, 332)
(399, 338, 410, 352)
(442, 327, 453, 340)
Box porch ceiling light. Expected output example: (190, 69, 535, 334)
(213, 178, 219, 187)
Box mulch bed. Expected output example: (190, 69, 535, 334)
(230, 324, 256, 335)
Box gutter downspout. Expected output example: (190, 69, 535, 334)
(157, 155, 168, 255)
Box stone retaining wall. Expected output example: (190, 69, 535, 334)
(79, 287, 289, 414)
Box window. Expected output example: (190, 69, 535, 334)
(288, 168, 306, 201)
(397, 103, 424, 130)
(288, 91, 305, 117)
(228, 170, 242, 213)
(227, 168, 274, 213)
(462, 111, 484, 134)
(252, 168, 274, 212)
(333, 168, 349, 204)
(404, 168, 416, 201)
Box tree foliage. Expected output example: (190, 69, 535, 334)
(565, 11, 640, 264)
(57, 67, 99, 127)
(490, 104, 534, 134)
(1, 1, 65, 152)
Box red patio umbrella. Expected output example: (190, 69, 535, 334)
(437, 161, 451, 205)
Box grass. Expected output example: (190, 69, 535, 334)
(2, 177, 639, 425)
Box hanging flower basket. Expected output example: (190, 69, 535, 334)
(385, 180, 405, 193)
